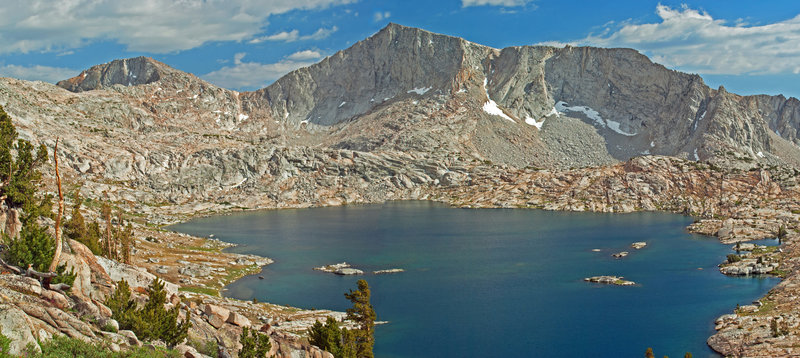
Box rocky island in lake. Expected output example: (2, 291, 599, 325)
(584, 276, 636, 286)
(314, 262, 364, 275)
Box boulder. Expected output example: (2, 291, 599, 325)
(40, 290, 70, 309)
(98, 318, 119, 332)
(61, 239, 113, 300)
(95, 301, 113, 318)
(97, 256, 178, 296)
(187, 314, 217, 343)
(216, 324, 244, 352)
(0, 304, 39, 355)
(717, 218, 735, 238)
(207, 314, 226, 329)
(204, 304, 231, 321)
(226, 312, 251, 328)
(118, 330, 142, 347)
(175, 343, 213, 358)
(74, 299, 100, 318)
(178, 264, 212, 277)
(0, 275, 42, 296)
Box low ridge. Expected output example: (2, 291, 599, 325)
(57, 56, 176, 92)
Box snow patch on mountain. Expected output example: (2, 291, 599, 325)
(555, 101, 636, 136)
(407, 87, 432, 95)
(482, 79, 515, 123)
(525, 116, 544, 129)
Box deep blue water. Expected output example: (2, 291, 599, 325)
(169, 201, 779, 358)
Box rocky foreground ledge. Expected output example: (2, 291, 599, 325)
(0, 227, 347, 357)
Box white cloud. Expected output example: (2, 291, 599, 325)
(0, 64, 78, 83)
(202, 53, 318, 89)
(0, 0, 355, 54)
(287, 50, 323, 60)
(373, 11, 391, 22)
(234, 52, 247, 65)
(574, 5, 800, 75)
(302, 26, 339, 41)
(462, 0, 531, 7)
(249, 26, 338, 44)
(251, 30, 301, 43)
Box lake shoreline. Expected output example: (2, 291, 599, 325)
(167, 200, 780, 356)
(158, 156, 800, 357)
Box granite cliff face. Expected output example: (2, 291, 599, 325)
(0, 23, 790, 217)
(235, 24, 800, 167)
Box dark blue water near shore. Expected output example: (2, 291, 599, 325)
(170, 201, 779, 358)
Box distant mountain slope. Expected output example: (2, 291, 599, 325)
(234, 23, 800, 167)
(0, 22, 789, 215)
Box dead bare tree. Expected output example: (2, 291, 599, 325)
(47, 138, 64, 274)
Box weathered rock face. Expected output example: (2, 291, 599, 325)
(2, 23, 799, 222)
(242, 23, 486, 127)
(0, 304, 40, 355)
(96, 256, 179, 296)
(56, 57, 170, 92)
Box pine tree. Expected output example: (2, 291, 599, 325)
(107, 278, 191, 347)
(309, 316, 355, 358)
(344, 279, 376, 358)
(119, 223, 133, 264)
(0, 106, 51, 224)
(4, 215, 74, 286)
(106, 279, 136, 322)
(238, 326, 272, 358)
(5, 222, 54, 272)
(102, 203, 114, 259)
(114, 210, 134, 264)
(63, 192, 102, 255)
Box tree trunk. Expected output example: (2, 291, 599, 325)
(47, 138, 64, 273)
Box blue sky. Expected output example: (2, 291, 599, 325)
(1, 0, 799, 98)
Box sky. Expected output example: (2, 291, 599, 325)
(1, 0, 799, 98)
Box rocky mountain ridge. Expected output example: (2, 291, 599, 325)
(55, 24, 800, 171)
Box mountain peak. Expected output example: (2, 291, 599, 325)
(57, 56, 178, 92)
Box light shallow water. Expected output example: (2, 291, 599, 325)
(169, 201, 780, 358)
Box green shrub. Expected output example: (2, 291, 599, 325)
(106, 279, 191, 347)
(29, 335, 180, 357)
(188, 339, 218, 358)
(238, 327, 271, 358)
(63, 193, 102, 255)
(308, 317, 355, 358)
(727, 254, 742, 263)
(0, 105, 51, 224)
(0, 331, 12, 358)
(3, 221, 75, 287)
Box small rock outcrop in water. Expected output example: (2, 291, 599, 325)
(631, 242, 647, 249)
(373, 269, 404, 274)
(584, 276, 636, 286)
(314, 262, 364, 275)
(612, 251, 629, 258)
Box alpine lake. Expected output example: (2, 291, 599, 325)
(169, 201, 780, 357)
